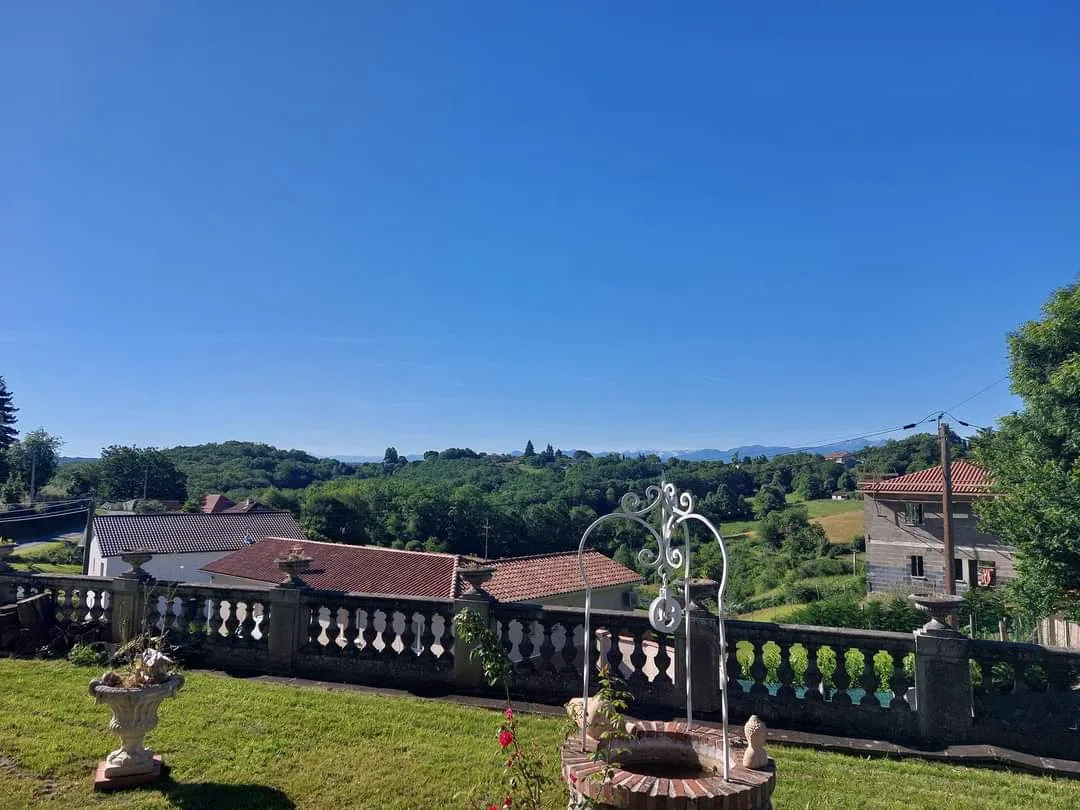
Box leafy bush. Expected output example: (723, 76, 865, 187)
(68, 642, 108, 667)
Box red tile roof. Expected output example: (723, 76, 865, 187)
(479, 551, 643, 603)
(202, 538, 461, 597)
(860, 460, 991, 496)
(93, 512, 306, 557)
(202, 494, 235, 514)
(201, 541, 642, 602)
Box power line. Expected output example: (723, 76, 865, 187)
(0, 507, 91, 524)
(947, 376, 1009, 412)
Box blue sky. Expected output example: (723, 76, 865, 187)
(2, 3, 1077, 458)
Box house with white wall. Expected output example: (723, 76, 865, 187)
(201, 539, 643, 608)
(84, 511, 307, 582)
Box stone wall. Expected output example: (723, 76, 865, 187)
(3, 567, 1078, 760)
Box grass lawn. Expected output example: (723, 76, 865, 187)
(8, 542, 68, 560)
(8, 562, 83, 574)
(816, 510, 865, 544)
(2, 661, 1080, 810)
(738, 603, 808, 622)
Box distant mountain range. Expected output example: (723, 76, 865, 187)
(332, 439, 881, 465)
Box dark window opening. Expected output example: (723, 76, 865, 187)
(910, 555, 925, 578)
(904, 504, 924, 526)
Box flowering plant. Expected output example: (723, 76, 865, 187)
(453, 609, 549, 810)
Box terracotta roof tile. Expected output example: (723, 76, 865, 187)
(201, 542, 642, 602)
(202, 494, 235, 514)
(93, 512, 306, 557)
(861, 460, 990, 496)
(201, 538, 460, 596)
(480, 551, 643, 603)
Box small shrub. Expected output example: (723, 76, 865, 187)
(68, 642, 108, 667)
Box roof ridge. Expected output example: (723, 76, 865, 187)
(491, 550, 605, 563)
(96, 510, 295, 519)
(262, 537, 460, 558)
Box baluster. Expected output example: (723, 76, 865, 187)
(776, 642, 796, 701)
(889, 650, 911, 710)
(56, 589, 74, 628)
(604, 626, 623, 676)
(536, 620, 556, 672)
(223, 600, 241, 641)
(653, 635, 672, 685)
(419, 610, 437, 660)
(561, 622, 578, 673)
(858, 648, 880, 706)
(163, 597, 180, 636)
(724, 639, 742, 694)
(145, 595, 164, 635)
(360, 609, 378, 656)
(100, 590, 113, 626)
(208, 599, 225, 638)
(628, 628, 648, 686)
(803, 643, 823, 703)
(307, 603, 324, 648)
(832, 646, 852, 705)
(499, 619, 514, 661)
(749, 642, 769, 696)
(239, 601, 257, 643)
(1009, 659, 1027, 696)
(342, 607, 360, 656)
(517, 619, 536, 671)
(399, 610, 417, 656)
(325, 605, 343, 650)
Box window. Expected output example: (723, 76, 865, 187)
(954, 558, 965, 583)
(904, 504, 924, 526)
(910, 555, 925, 578)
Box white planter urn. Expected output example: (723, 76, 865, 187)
(88, 674, 184, 780)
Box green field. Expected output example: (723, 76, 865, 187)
(738, 602, 808, 622)
(1, 659, 1079, 810)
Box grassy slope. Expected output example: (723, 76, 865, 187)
(738, 603, 808, 622)
(2, 660, 1080, 810)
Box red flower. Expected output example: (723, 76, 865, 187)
(498, 729, 514, 748)
(503, 798, 512, 807)
(487, 804, 498, 810)
(570, 773, 578, 785)
(504, 706, 514, 721)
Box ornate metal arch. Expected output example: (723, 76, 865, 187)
(576, 481, 731, 779)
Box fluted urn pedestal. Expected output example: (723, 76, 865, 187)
(89, 674, 184, 790)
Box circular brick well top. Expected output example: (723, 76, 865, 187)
(561, 721, 776, 810)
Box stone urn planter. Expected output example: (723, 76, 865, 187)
(88, 651, 184, 790)
(275, 550, 314, 586)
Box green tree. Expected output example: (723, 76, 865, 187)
(98, 446, 187, 501)
(752, 484, 786, 519)
(977, 281, 1080, 620)
(7, 429, 63, 499)
(794, 472, 825, 501)
(523, 440, 536, 458)
(0, 376, 17, 450)
(383, 447, 400, 465)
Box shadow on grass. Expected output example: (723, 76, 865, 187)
(156, 775, 295, 810)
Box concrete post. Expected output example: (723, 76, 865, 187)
(914, 622, 973, 743)
(453, 564, 497, 692)
(265, 584, 304, 673)
(265, 556, 313, 673)
(675, 607, 723, 713)
(109, 577, 142, 644)
(110, 551, 154, 644)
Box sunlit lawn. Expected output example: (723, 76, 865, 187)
(1, 660, 1079, 809)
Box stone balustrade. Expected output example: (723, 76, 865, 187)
(3, 567, 1079, 759)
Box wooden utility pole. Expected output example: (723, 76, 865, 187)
(940, 420, 956, 596)
(481, 521, 492, 559)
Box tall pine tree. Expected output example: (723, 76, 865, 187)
(0, 376, 17, 450)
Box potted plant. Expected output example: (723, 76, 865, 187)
(88, 635, 184, 790)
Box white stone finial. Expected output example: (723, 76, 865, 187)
(565, 695, 621, 740)
(743, 715, 768, 769)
